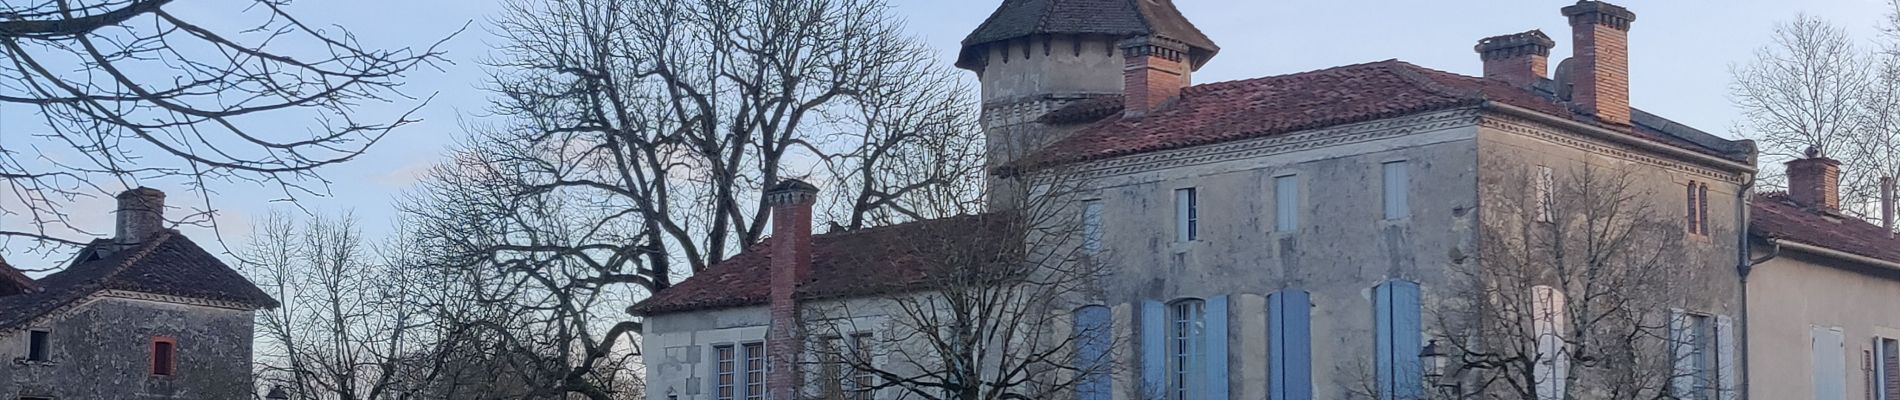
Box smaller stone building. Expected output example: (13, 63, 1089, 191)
(0, 188, 277, 399)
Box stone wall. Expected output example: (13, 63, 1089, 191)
(0, 296, 255, 399)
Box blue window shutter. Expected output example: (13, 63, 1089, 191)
(1392, 281, 1423, 400)
(1205, 295, 1230, 400)
(1075, 306, 1112, 400)
(1142, 300, 1167, 399)
(1269, 293, 1286, 399)
(1375, 283, 1395, 399)
(1270, 290, 1313, 400)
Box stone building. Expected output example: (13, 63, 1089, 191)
(0, 188, 277, 399)
(1745, 155, 1900, 400)
(635, 1, 1757, 399)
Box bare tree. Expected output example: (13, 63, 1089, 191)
(1423, 164, 1700, 400)
(800, 172, 1110, 400)
(0, 0, 453, 252)
(243, 211, 472, 400)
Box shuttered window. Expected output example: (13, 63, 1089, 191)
(1383, 161, 1409, 220)
(1374, 280, 1423, 400)
(1082, 200, 1104, 254)
(1535, 166, 1555, 223)
(1274, 175, 1299, 232)
(1268, 290, 1313, 400)
(1175, 189, 1198, 242)
(1075, 306, 1113, 400)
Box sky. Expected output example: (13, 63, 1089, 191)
(1, 0, 1893, 268)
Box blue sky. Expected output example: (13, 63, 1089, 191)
(1, 0, 1891, 268)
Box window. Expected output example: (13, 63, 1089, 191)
(26, 330, 48, 362)
(1082, 200, 1104, 254)
(1687, 181, 1712, 235)
(150, 337, 176, 376)
(1532, 286, 1569, 400)
(1535, 166, 1555, 223)
(1074, 306, 1113, 400)
(1268, 290, 1313, 400)
(1877, 337, 1900, 400)
(1167, 300, 1206, 400)
(821, 336, 845, 399)
(715, 345, 737, 400)
(847, 334, 875, 400)
(717, 343, 766, 400)
(1175, 188, 1197, 242)
(1699, 183, 1711, 234)
(743, 342, 765, 400)
(1383, 161, 1410, 219)
(1673, 313, 1735, 400)
(1274, 175, 1299, 232)
(1374, 280, 1423, 400)
(1814, 326, 1847, 400)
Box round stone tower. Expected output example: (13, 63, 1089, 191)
(957, 0, 1218, 207)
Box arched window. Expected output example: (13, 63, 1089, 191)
(1532, 285, 1569, 400)
(1073, 305, 1112, 400)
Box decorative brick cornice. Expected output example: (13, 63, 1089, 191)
(1060, 109, 1482, 180)
(1117, 36, 1188, 63)
(1475, 30, 1555, 60)
(1478, 113, 1745, 183)
(1562, 1, 1636, 31)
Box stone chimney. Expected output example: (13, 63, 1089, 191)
(1120, 36, 1193, 119)
(763, 178, 818, 400)
(1476, 30, 1556, 88)
(1883, 176, 1895, 236)
(114, 187, 167, 245)
(1560, 1, 1636, 126)
(1786, 148, 1842, 211)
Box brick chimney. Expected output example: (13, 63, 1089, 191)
(114, 187, 166, 245)
(1475, 30, 1556, 88)
(1787, 148, 1842, 211)
(1560, 1, 1636, 126)
(763, 178, 818, 400)
(1120, 36, 1193, 119)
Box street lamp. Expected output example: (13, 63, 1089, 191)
(1419, 339, 1459, 399)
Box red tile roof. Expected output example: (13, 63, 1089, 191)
(1750, 192, 1900, 265)
(1016, 60, 1751, 170)
(628, 213, 1016, 315)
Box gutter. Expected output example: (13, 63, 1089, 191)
(1735, 176, 1757, 400)
(1481, 102, 1757, 174)
(1772, 239, 1900, 271)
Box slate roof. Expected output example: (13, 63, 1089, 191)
(0, 230, 278, 332)
(1016, 60, 1754, 171)
(957, 0, 1219, 69)
(628, 213, 1016, 315)
(1750, 192, 1900, 266)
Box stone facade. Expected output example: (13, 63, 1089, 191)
(0, 295, 256, 399)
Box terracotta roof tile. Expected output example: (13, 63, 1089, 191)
(629, 213, 1015, 315)
(1021, 60, 1751, 170)
(1750, 192, 1900, 265)
(0, 231, 278, 332)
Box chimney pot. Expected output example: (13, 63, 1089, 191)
(1120, 36, 1192, 119)
(1786, 154, 1842, 211)
(1560, 1, 1636, 126)
(114, 187, 167, 245)
(1883, 176, 1895, 236)
(1476, 30, 1556, 88)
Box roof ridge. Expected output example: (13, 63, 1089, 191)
(1180, 59, 1406, 96)
(1381, 61, 1482, 100)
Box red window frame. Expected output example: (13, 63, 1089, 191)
(150, 336, 177, 377)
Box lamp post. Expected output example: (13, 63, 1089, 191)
(1419, 339, 1460, 399)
